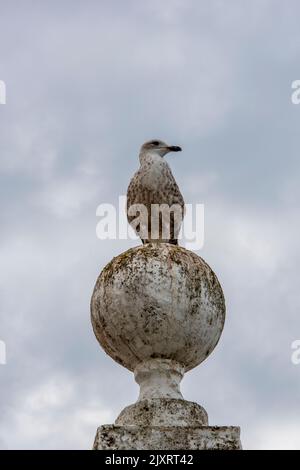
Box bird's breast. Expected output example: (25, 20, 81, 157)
(140, 161, 167, 191)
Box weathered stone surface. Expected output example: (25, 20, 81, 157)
(90, 243, 241, 450)
(134, 359, 185, 401)
(91, 243, 225, 372)
(116, 398, 208, 427)
(93, 425, 242, 450)
(115, 359, 208, 427)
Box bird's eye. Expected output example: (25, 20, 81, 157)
(152, 141, 160, 146)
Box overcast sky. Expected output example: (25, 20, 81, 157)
(0, 0, 300, 450)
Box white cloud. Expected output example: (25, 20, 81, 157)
(35, 177, 99, 218)
(246, 420, 300, 450)
(0, 374, 113, 449)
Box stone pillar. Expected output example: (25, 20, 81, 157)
(91, 243, 241, 450)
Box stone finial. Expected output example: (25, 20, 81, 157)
(91, 243, 241, 449)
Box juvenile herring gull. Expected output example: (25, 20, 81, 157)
(127, 139, 185, 245)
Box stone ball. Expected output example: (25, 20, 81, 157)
(91, 243, 225, 372)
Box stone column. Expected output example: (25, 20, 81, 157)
(91, 243, 241, 450)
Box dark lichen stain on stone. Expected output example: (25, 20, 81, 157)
(91, 243, 226, 373)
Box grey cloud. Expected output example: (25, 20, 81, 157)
(0, 0, 300, 449)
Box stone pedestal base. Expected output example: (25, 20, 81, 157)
(93, 425, 242, 450)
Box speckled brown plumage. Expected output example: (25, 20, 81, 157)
(127, 140, 185, 244)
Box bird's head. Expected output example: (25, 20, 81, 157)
(140, 139, 182, 158)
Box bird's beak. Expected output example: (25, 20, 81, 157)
(167, 145, 182, 152)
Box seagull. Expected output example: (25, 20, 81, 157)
(127, 139, 185, 245)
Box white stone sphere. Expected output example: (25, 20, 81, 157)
(91, 244, 225, 372)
